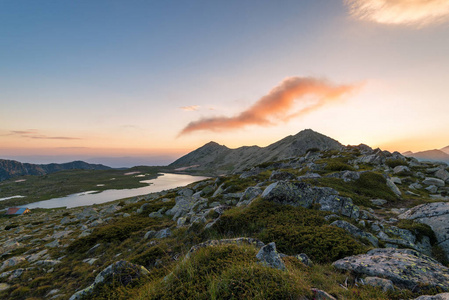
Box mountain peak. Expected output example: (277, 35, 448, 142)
(170, 129, 343, 174)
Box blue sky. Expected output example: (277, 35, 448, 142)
(1, 0, 449, 166)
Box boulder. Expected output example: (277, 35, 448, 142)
(69, 260, 149, 300)
(262, 181, 359, 218)
(269, 171, 297, 181)
(330, 220, 378, 247)
(333, 248, 449, 291)
(364, 276, 394, 292)
(399, 202, 449, 260)
(413, 293, 449, 300)
(393, 166, 411, 175)
(256, 242, 286, 270)
(435, 169, 449, 182)
(423, 177, 445, 187)
(0, 256, 26, 272)
(311, 288, 336, 300)
(237, 187, 263, 207)
(155, 228, 172, 239)
(295, 253, 313, 267)
(370, 199, 387, 206)
(386, 178, 401, 197)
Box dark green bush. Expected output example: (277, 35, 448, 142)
(386, 159, 407, 168)
(325, 161, 355, 172)
(209, 199, 367, 263)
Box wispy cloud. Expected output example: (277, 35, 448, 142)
(179, 76, 359, 136)
(345, 0, 449, 26)
(180, 105, 200, 111)
(5, 130, 81, 140)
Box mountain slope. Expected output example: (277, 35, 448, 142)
(0, 159, 111, 182)
(404, 149, 449, 163)
(170, 129, 343, 174)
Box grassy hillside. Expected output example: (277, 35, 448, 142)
(0, 166, 163, 209)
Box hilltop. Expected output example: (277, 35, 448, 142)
(0, 160, 111, 182)
(1, 130, 449, 299)
(170, 129, 342, 175)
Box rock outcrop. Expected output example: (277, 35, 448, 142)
(399, 202, 449, 260)
(333, 248, 449, 291)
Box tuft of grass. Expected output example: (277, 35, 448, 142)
(139, 244, 312, 300)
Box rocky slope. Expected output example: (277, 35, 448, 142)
(170, 129, 343, 175)
(2, 135, 449, 299)
(0, 160, 111, 182)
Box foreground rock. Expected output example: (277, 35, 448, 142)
(262, 181, 359, 218)
(398, 202, 449, 260)
(333, 248, 449, 291)
(69, 260, 149, 300)
(256, 242, 286, 270)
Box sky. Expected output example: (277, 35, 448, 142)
(1, 0, 449, 167)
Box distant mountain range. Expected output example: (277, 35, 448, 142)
(0, 160, 111, 182)
(404, 148, 449, 163)
(169, 129, 343, 175)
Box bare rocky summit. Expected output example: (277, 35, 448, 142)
(170, 129, 343, 175)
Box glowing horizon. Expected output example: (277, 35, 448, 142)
(1, 1, 448, 163)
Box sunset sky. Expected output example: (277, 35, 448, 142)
(1, 0, 449, 166)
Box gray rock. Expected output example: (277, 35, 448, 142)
(386, 178, 401, 197)
(423, 177, 445, 187)
(256, 242, 286, 270)
(399, 202, 449, 260)
(426, 185, 438, 194)
(100, 204, 120, 215)
(393, 165, 411, 175)
(297, 172, 321, 179)
(390, 177, 402, 184)
(413, 293, 449, 300)
(144, 230, 156, 240)
(331, 220, 378, 247)
(45, 240, 60, 248)
(333, 248, 449, 291)
(237, 186, 263, 207)
(155, 228, 172, 239)
(69, 260, 149, 300)
(269, 171, 296, 181)
(177, 188, 194, 197)
(311, 288, 336, 300)
(364, 276, 394, 292)
(262, 181, 359, 218)
(409, 182, 423, 189)
(295, 253, 313, 266)
(435, 169, 449, 182)
(370, 199, 387, 206)
(0, 283, 10, 291)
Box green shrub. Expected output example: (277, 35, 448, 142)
(325, 161, 355, 172)
(396, 220, 437, 244)
(209, 199, 367, 263)
(386, 159, 407, 168)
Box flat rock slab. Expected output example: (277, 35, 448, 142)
(333, 248, 449, 291)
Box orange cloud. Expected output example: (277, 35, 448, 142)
(345, 0, 449, 26)
(179, 77, 359, 135)
(180, 105, 200, 111)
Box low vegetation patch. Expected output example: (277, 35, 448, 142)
(208, 199, 368, 263)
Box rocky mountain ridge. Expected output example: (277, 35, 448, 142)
(0, 160, 111, 182)
(170, 129, 343, 175)
(404, 149, 449, 163)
